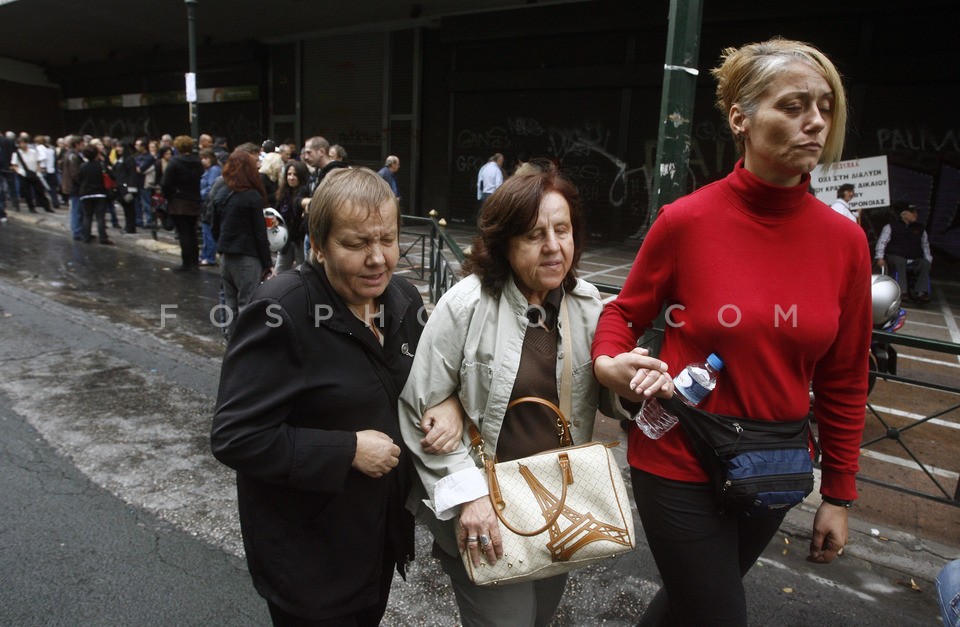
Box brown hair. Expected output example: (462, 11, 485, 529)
(463, 169, 584, 296)
(221, 148, 267, 202)
(172, 135, 195, 154)
(308, 167, 399, 251)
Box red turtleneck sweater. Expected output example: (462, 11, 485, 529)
(593, 161, 872, 500)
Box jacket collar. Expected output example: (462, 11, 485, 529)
(299, 260, 413, 341)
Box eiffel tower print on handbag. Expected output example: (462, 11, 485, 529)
(462, 396, 636, 586)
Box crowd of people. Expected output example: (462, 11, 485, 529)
(4, 36, 947, 627)
(0, 130, 408, 337)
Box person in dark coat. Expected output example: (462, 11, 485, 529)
(211, 167, 464, 625)
(76, 145, 113, 245)
(210, 148, 273, 341)
(160, 135, 203, 272)
(111, 141, 139, 233)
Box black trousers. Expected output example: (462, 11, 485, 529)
(631, 468, 786, 627)
(118, 196, 137, 232)
(17, 174, 50, 211)
(171, 214, 199, 269)
(81, 197, 109, 243)
(266, 558, 395, 627)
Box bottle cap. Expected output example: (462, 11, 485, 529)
(707, 353, 724, 370)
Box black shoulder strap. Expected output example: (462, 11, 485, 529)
(16, 150, 35, 175)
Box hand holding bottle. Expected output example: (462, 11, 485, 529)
(634, 353, 724, 439)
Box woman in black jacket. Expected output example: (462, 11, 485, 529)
(211, 167, 463, 625)
(77, 145, 113, 245)
(210, 148, 273, 341)
(273, 159, 310, 272)
(111, 141, 139, 233)
(160, 135, 203, 272)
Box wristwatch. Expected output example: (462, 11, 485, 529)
(822, 495, 855, 508)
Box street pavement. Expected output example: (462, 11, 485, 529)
(0, 207, 956, 625)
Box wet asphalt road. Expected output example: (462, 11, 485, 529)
(0, 215, 953, 625)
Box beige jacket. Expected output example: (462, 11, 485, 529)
(398, 273, 625, 556)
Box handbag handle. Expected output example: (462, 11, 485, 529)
(466, 394, 572, 465)
(486, 451, 572, 536)
(507, 396, 572, 447)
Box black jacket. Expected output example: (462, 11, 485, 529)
(77, 159, 107, 197)
(160, 154, 202, 203)
(211, 187, 273, 269)
(211, 262, 422, 619)
(0, 135, 15, 172)
(111, 154, 138, 190)
(885, 218, 926, 259)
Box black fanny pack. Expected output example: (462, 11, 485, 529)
(661, 397, 814, 517)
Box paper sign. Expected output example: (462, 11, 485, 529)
(810, 155, 890, 211)
(185, 72, 197, 103)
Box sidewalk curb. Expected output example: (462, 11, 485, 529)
(781, 501, 957, 582)
(783, 468, 956, 582)
(4, 207, 182, 258)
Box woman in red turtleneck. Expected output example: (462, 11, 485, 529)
(592, 38, 872, 625)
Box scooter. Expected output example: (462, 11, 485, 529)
(869, 272, 905, 394)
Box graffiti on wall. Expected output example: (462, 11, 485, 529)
(877, 127, 959, 156)
(76, 116, 152, 140)
(69, 110, 262, 145)
(453, 115, 736, 237)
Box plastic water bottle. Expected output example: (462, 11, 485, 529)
(675, 353, 725, 406)
(634, 353, 724, 439)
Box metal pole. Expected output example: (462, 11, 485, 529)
(185, 0, 199, 140)
(647, 0, 703, 222)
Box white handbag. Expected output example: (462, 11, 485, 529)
(460, 298, 635, 586)
(462, 406, 636, 586)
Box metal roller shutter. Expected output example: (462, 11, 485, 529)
(302, 33, 386, 166)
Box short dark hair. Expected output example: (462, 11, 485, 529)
(837, 183, 855, 197)
(463, 169, 584, 296)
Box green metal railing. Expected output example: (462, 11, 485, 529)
(861, 330, 960, 507)
(401, 214, 467, 303)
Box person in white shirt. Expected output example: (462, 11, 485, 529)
(36, 135, 60, 208)
(476, 152, 504, 209)
(11, 134, 52, 213)
(830, 183, 857, 222)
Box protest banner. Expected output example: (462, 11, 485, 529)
(811, 155, 890, 212)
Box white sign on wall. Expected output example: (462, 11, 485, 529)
(810, 155, 890, 211)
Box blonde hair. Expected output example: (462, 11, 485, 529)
(259, 151, 284, 183)
(711, 37, 847, 164)
(308, 168, 400, 252)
